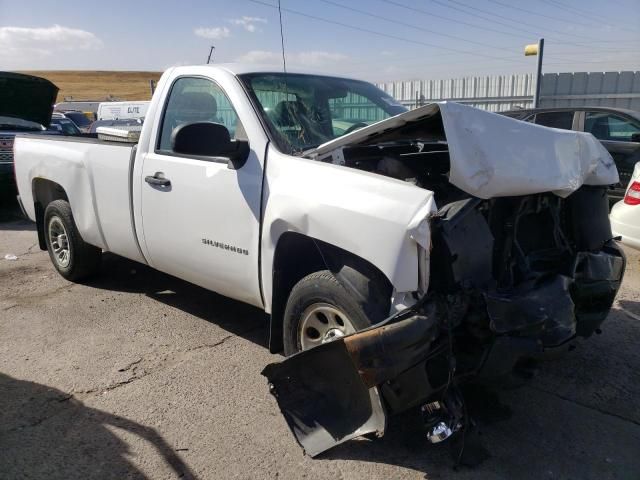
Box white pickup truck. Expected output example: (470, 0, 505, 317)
(14, 64, 626, 457)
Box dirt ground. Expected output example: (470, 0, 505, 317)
(1, 204, 639, 480)
(20, 71, 162, 102)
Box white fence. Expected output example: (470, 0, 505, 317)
(376, 71, 640, 112)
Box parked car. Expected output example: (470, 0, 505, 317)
(56, 110, 93, 133)
(502, 107, 640, 205)
(610, 161, 640, 250)
(48, 113, 82, 136)
(0, 71, 58, 197)
(13, 65, 625, 457)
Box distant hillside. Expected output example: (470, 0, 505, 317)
(21, 71, 162, 103)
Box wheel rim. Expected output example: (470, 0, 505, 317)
(48, 216, 71, 268)
(299, 302, 357, 350)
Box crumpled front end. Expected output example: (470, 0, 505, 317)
(262, 184, 625, 458)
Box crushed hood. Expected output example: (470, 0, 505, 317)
(309, 102, 619, 199)
(0, 72, 58, 127)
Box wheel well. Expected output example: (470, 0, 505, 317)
(269, 232, 393, 353)
(32, 179, 69, 250)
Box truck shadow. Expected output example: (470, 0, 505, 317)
(0, 198, 33, 230)
(85, 253, 270, 350)
(0, 372, 199, 480)
(0, 219, 34, 231)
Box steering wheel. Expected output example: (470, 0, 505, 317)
(343, 122, 368, 135)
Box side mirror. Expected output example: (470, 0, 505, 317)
(631, 133, 640, 143)
(171, 122, 249, 169)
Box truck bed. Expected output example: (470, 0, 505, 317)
(14, 134, 145, 263)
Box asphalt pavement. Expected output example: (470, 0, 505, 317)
(1, 207, 639, 480)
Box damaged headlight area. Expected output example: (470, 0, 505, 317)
(263, 185, 625, 460)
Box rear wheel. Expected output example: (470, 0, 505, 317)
(44, 200, 101, 281)
(283, 269, 388, 356)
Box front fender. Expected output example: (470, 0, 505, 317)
(261, 148, 437, 313)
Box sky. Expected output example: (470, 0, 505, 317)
(0, 0, 639, 82)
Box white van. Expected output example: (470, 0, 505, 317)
(97, 101, 150, 121)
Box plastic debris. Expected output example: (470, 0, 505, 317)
(4, 254, 18, 261)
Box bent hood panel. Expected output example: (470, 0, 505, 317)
(0, 72, 58, 127)
(310, 102, 619, 199)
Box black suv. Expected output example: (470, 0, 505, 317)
(502, 107, 640, 205)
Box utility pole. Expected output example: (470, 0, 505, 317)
(207, 46, 215, 64)
(525, 38, 544, 108)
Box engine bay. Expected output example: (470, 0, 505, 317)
(326, 141, 468, 206)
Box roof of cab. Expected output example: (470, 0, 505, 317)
(170, 63, 363, 81)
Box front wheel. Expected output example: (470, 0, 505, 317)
(44, 200, 101, 281)
(282, 270, 388, 356)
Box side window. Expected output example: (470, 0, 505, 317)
(157, 77, 244, 152)
(585, 112, 640, 142)
(533, 111, 574, 130)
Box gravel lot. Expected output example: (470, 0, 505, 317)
(1, 205, 639, 480)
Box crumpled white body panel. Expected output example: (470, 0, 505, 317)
(439, 102, 619, 199)
(261, 148, 438, 308)
(312, 101, 619, 199)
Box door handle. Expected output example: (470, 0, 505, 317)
(145, 173, 171, 187)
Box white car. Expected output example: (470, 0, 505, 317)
(611, 162, 640, 250)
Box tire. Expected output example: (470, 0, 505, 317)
(283, 269, 389, 356)
(44, 200, 101, 281)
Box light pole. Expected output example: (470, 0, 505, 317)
(525, 38, 544, 108)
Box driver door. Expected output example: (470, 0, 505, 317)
(139, 76, 264, 307)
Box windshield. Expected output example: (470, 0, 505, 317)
(63, 112, 92, 127)
(50, 118, 81, 135)
(239, 73, 406, 154)
(0, 115, 44, 131)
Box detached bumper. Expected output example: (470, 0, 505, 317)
(262, 311, 438, 457)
